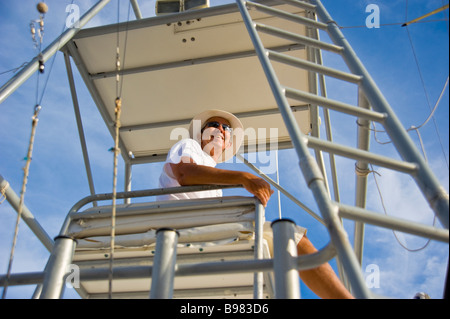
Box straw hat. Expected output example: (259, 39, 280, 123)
(188, 109, 244, 163)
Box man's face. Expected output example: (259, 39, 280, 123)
(200, 116, 232, 154)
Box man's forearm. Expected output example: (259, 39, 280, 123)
(171, 162, 273, 206)
(174, 162, 248, 186)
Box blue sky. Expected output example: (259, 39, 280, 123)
(0, 0, 448, 299)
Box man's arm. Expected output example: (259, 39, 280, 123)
(169, 158, 273, 206)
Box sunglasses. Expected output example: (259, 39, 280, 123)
(202, 121, 233, 133)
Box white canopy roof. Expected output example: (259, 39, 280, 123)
(65, 1, 313, 164)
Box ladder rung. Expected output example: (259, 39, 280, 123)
(267, 50, 362, 83)
(305, 136, 418, 174)
(246, 1, 327, 30)
(277, 0, 317, 12)
(283, 86, 387, 122)
(255, 23, 343, 53)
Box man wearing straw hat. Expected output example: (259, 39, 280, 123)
(158, 109, 353, 299)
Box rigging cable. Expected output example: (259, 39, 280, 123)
(339, 18, 448, 29)
(367, 1, 446, 253)
(370, 1, 449, 170)
(371, 75, 448, 160)
(404, 21, 449, 169)
(403, 0, 449, 169)
(0, 62, 28, 76)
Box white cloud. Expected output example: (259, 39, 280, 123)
(363, 231, 448, 299)
(356, 152, 449, 298)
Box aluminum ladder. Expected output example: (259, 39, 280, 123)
(235, 0, 449, 299)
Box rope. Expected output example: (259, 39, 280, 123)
(355, 163, 379, 178)
(369, 70, 449, 168)
(1, 2, 51, 298)
(0, 181, 8, 205)
(370, 164, 434, 252)
(2, 105, 41, 299)
(409, 126, 428, 162)
(108, 97, 121, 299)
(108, 0, 131, 299)
(411, 76, 449, 131)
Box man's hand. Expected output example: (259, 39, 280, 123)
(241, 173, 274, 207)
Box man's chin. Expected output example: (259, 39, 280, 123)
(202, 141, 225, 154)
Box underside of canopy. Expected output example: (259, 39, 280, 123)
(64, 1, 313, 164)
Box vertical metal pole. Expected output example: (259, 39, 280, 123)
(40, 236, 77, 299)
(271, 219, 300, 299)
(32, 284, 43, 299)
(354, 90, 371, 264)
(63, 51, 97, 207)
(150, 228, 179, 299)
(253, 200, 265, 299)
(124, 163, 132, 204)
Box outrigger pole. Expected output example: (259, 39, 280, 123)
(402, 4, 449, 27)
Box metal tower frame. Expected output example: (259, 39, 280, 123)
(0, 0, 448, 299)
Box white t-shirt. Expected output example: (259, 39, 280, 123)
(157, 138, 308, 249)
(157, 139, 222, 201)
